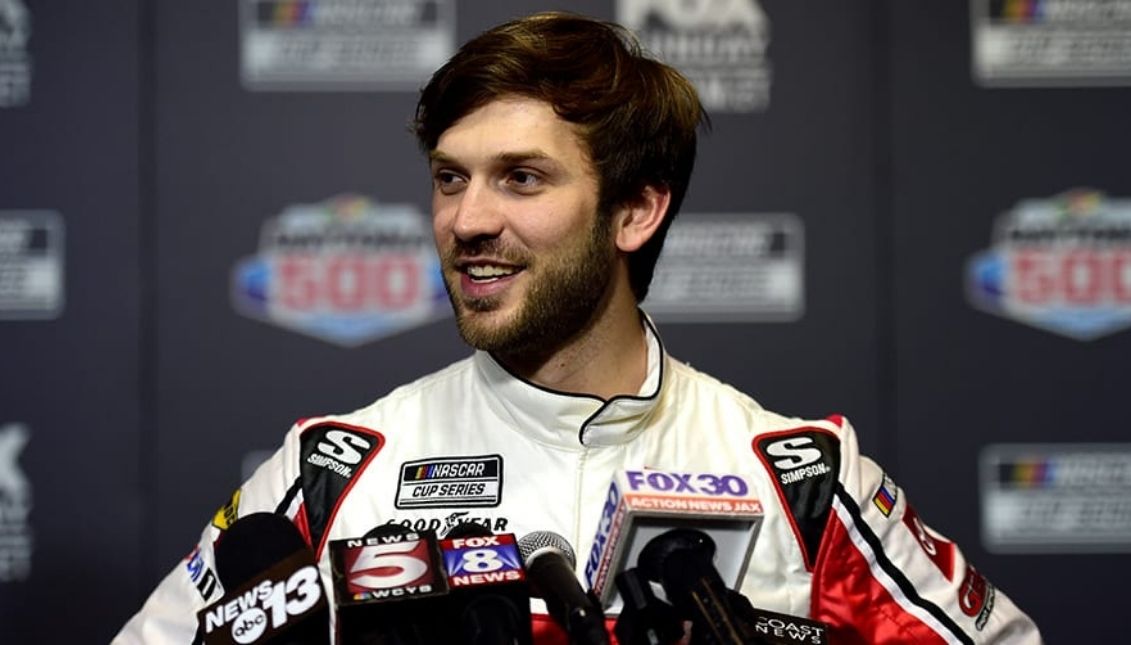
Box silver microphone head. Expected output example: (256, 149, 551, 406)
(518, 530, 577, 568)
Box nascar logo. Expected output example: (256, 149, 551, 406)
(395, 455, 503, 509)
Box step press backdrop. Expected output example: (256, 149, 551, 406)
(1, 1, 1128, 641)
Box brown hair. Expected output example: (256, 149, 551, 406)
(413, 11, 707, 301)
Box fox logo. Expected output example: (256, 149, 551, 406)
(0, 424, 29, 503)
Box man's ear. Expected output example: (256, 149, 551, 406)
(614, 184, 672, 253)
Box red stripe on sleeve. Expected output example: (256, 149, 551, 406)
(811, 512, 949, 645)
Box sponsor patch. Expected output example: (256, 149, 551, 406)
(871, 472, 898, 517)
(903, 504, 956, 580)
(958, 564, 996, 631)
(754, 428, 840, 570)
(395, 455, 503, 509)
(184, 546, 219, 601)
(212, 488, 242, 531)
(761, 434, 835, 486)
(384, 511, 511, 537)
(299, 423, 384, 555)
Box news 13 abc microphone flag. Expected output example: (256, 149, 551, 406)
(195, 514, 329, 645)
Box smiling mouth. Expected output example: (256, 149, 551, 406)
(463, 263, 522, 283)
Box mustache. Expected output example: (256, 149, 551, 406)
(442, 238, 529, 265)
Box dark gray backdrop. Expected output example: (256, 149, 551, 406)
(0, 1, 1124, 641)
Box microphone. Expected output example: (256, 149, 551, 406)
(637, 529, 828, 645)
(517, 531, 610, 645)
(638, 528, 754, 645)
(612, 567, 684, 645)
(196, 512, 329, 644)
(438, 522, 533, 645)
(329, 526, 449, 645)
(582, 469, 764, 611)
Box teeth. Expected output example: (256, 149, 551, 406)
(467, 265, 516, 280)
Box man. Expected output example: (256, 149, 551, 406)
(117, 12, 1041, 644)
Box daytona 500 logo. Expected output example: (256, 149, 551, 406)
(231, 194, 449, 346)
(967, 189, 1131, 340)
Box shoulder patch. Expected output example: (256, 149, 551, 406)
(905, 504, 957, 581)
(184, 545, 219, 601)
(212, 488, 241, 531)
(754, 427, 840, 570)
(299, 422, 384, 556)
(958, 564, 996, 631)
(871, 472, 898, 517)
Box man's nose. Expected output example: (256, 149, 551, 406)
(451, 181, 505, 242)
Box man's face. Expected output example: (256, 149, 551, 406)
(430, 96, 616, 357)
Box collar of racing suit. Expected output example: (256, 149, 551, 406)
(471, 313, 666, 448)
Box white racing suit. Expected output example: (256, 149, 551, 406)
(116, 319, 1042, 643)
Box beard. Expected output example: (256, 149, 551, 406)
(440, 215, 615, 361)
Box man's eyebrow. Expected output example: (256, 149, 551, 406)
(429, 150, 456, 164)
(494, 150, 555, 165)
(428, 149, 560, 167)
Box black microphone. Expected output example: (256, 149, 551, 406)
(631, 529, 828, 645)
(329, 525, 449, 645)
(197, 512, 329, 644)
(637, 528, 755, 645)
(517, 531, 610, 645)
(613, 567, 684, 645)
(582, 469, 764, 611)
(439, 522, 533, 645)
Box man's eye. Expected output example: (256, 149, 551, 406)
(433, 171, 464, 194)
(508, 170, 541, 190)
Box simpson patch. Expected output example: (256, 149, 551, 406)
(300, 423, 383, 553)
(755, 428, 840, 570)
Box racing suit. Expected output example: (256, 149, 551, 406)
(116, 318, 1042, 643)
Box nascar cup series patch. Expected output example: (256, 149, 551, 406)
(231, 194, 450, 347)
(967, 189, 1131, 340)
(395, 455, 503, 509)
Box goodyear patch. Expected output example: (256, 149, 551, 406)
(395, 455, 503, 509)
